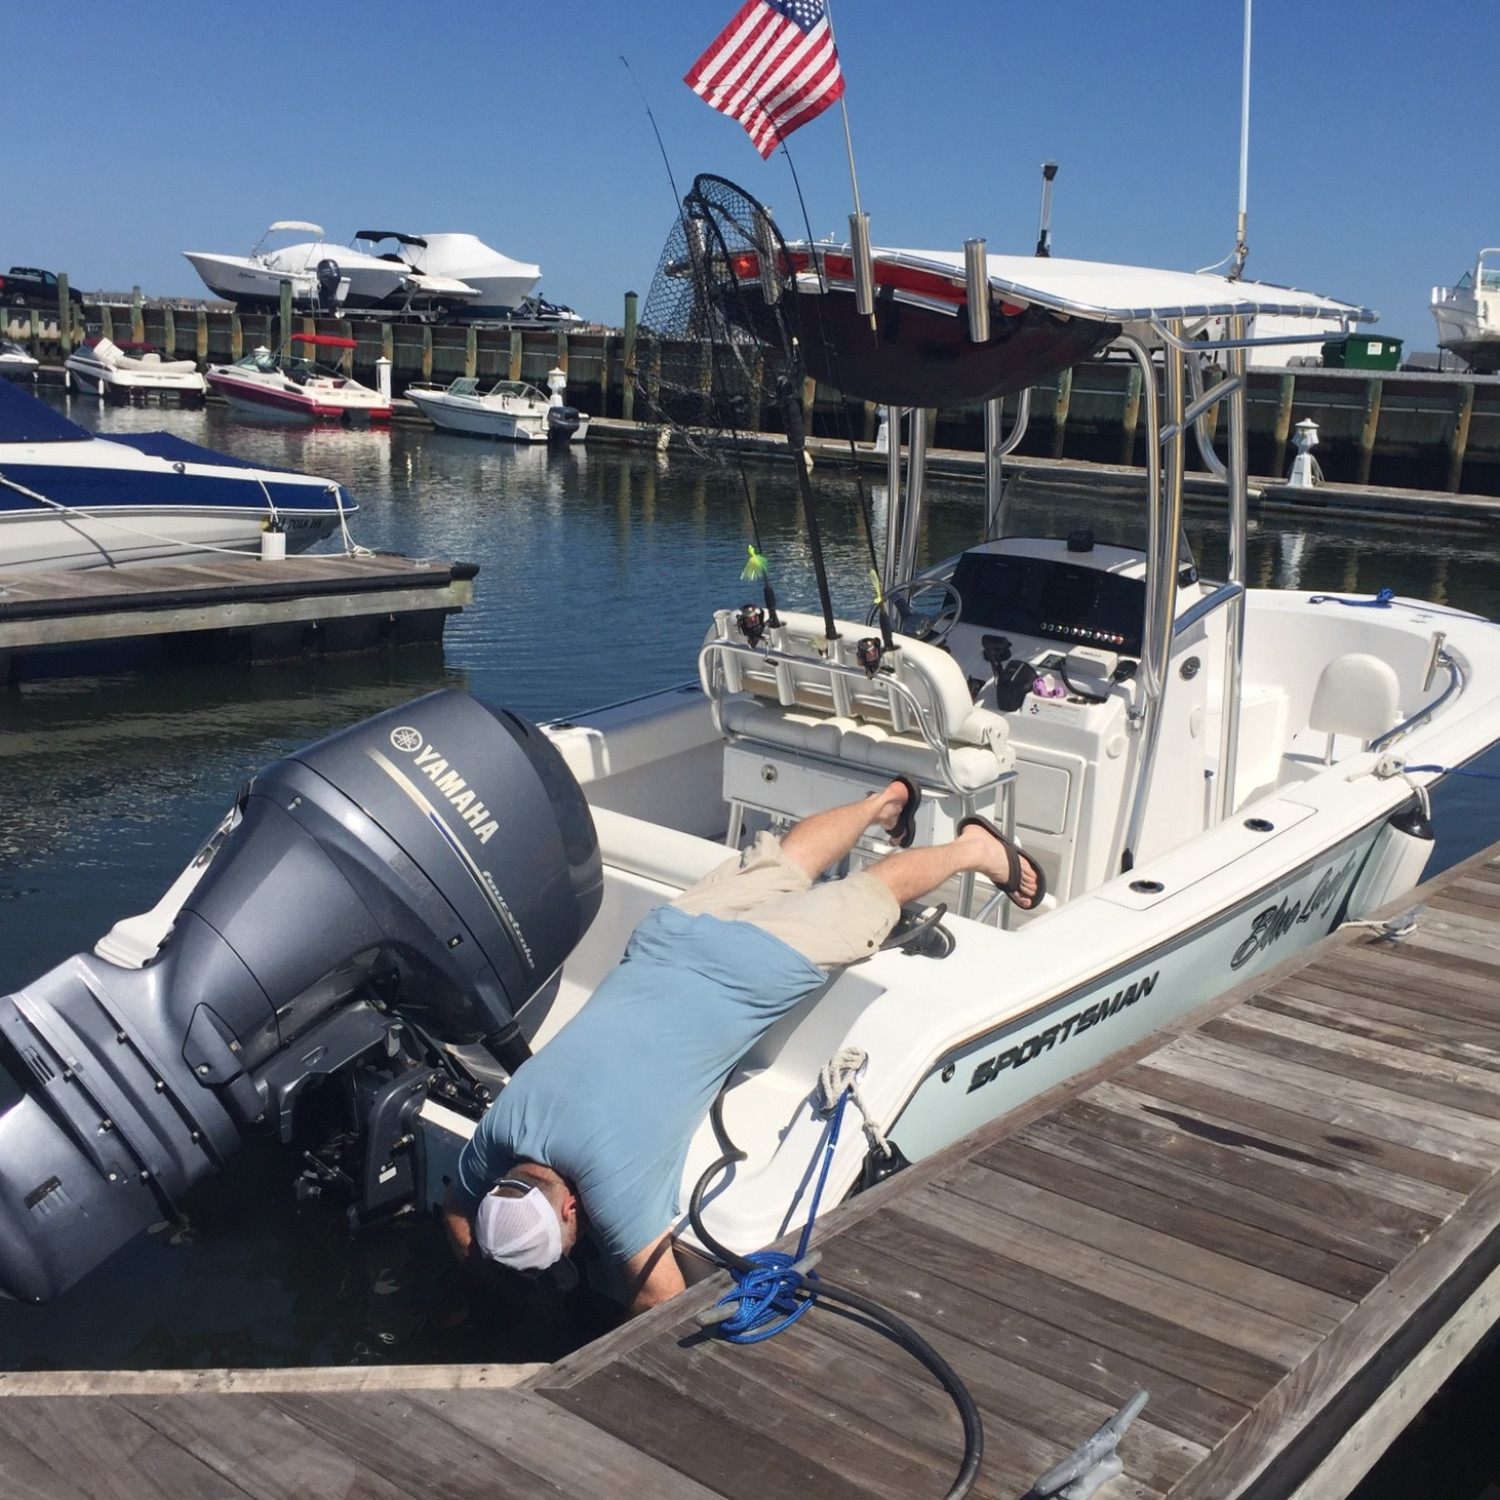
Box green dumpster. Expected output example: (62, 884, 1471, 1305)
(1322, 335, 1403, 370)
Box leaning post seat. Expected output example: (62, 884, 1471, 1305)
(698, 609, 1017, 913)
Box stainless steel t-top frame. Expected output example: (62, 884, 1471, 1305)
(877, 310, 1357, 876)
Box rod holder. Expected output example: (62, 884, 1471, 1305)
(849, 212, 876, 319)
(964, 238, 990, 344)
(755, 209, 782, 307)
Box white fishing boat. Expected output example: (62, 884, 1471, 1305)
(4, 180, 1500, 1308)
(1430, 248, 1500, 373)
(184, 222, 408, 314)
(0, 374, 357, 574)
(405, 366, 588, 443)
(205, 335, 392, 423)
(64, 336, 207, 404)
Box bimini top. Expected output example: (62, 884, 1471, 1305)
(860, 248, 1376, 327)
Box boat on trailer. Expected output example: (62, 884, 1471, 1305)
(4, 182, 1500, 1306)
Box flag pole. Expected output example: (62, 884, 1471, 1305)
(822, 0, 875, 323)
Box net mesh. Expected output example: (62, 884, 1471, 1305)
(634, 174, 801, 452)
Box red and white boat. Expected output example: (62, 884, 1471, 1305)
(205, 334, 391, 423)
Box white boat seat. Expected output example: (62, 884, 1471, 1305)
(1308, 652, 1401, 759)
(701, 608, 1014, 795)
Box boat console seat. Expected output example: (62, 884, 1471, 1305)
(1308, 652, 1402, 760)
(700, 609, 1016, 876)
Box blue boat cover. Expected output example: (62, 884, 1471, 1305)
(0, 374, 91, 442)
(105, 431, 295, 474)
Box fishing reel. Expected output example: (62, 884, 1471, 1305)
(855, 637, 885, 678)
(736, 604, 768, 647)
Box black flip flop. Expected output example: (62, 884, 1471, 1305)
(888, 775, 922, 848)
(957, 814, 1047, 910)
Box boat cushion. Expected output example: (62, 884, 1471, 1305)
(1308, 653, 1401, 742)
(703, 608, 1013, 794)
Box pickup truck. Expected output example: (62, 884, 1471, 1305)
(0, 267, 84, 307)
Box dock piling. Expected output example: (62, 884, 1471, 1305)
(1447, 382, 1475, 493)
(621, 291, 638, 422)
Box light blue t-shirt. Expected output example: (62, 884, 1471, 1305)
(454, 905, 827, 1260)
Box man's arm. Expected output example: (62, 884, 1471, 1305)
(441, 1186, 476, 1261)
(620, 1231, 686, 1317)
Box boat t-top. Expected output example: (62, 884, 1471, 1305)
(205, 333, 392, 423)
(4, 176, 1500, 1306)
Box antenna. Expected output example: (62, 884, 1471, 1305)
(1230, 0, 1252, 278)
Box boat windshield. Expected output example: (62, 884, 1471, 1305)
(485, 381, 545, 400)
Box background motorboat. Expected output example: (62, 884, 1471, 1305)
(0, 338, 37, 381)
(205, 334, 392, 423)
(350, 231, 482, 317)
(64, 336, 207, 404)
(405, 366, 588, 442)
(407, 232, 542, 319)
(1431, 247, 1500, 372)
(0, 375, 356, 572)
(184, 222, 411, 314)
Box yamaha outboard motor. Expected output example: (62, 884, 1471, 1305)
(546, 405, 582, 443)
(0, 691, 601, 1301)
(315, 257, 347, 312)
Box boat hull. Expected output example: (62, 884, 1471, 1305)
(0, 503, 339, 572)
(892, 821, 1383, 1159)
(206, 369, 391, 423)
(406, 390, 547, 441)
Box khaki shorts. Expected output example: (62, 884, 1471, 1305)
(671, 831, 900, 969)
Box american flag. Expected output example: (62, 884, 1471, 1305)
(685, 0, 845, 160)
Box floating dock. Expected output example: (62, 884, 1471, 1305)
(0, 552, 476, 684)
(6, 844, 1500, 1496)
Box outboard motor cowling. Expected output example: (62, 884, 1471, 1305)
(315, 257, 348, 312)
(0, 691, 601, 1301)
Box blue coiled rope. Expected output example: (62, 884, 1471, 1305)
(707, 1089, 848, 1342)
(688, 1081, 985, 1498)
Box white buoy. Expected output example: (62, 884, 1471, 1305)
(260, 524, 286, 562)
(1287, 416, 1322, 488)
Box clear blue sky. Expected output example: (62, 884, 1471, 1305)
(7, 1, 1495, 350)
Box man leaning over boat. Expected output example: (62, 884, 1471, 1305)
(441, 779, 1042, 1315)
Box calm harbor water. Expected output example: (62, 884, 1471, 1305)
(2, 394, 1499, 1491)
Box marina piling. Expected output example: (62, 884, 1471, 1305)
(1447, 381, 1475, 492)
(621, 291, 638, 422)
(1356, 376, 1383, 486)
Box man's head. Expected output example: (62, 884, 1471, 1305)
(473, 1163, 578, 1273)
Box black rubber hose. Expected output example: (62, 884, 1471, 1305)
(688, 1089, 984, 1500)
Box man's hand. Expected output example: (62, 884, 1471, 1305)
(441, 1187, 476, 1261)
(621, 1232, 686, 1317)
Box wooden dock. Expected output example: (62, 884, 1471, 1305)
(7, 845, 1500, 1498)
(0, 552, 476, 683)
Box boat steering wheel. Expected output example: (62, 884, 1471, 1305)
(869, 579, 964, 645)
